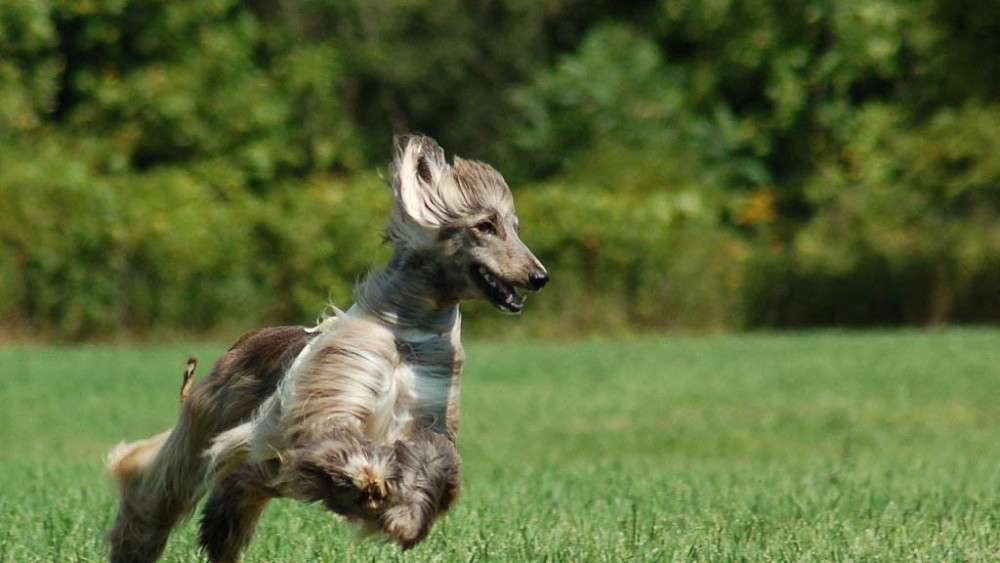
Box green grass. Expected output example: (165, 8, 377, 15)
(2, 329, 999, 561)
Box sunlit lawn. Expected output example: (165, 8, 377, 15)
(1, 329, 999, 561)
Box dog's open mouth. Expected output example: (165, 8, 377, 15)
(471, 265, 525, 313)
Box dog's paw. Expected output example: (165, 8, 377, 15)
(343, 457, 391, 510)
(379, 504, 428, 550)
(360, 465, 389, 509)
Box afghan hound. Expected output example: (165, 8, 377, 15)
(106, 135, 549, 562)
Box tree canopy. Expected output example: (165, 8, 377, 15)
(2, 0, 998, 339)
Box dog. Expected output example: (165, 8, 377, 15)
(105, 135, 549, 563)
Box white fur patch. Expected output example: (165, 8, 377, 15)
(206, 422, 254, 476)
(279, 305, 354, 413)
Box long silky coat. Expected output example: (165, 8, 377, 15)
(105, 135, 548, 563)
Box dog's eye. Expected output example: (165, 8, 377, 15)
(473, 221, 497, 236)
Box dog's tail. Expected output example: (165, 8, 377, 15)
(106, 359, 213, 563)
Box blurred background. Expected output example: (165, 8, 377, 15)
(1, 0, 999, 341)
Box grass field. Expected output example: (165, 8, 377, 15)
(1, 329, 999, 562)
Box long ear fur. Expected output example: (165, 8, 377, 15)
(393, 135, 448, 226)
(387, 135, 455, 247)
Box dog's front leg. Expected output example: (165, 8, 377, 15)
(276, 426, 398, 521)
(377, 430, 462, 550)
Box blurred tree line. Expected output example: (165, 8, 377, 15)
(1, 0, 999, 340)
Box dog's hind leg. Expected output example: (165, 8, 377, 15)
(198, 463, 275, 563)
(106, 326, 314, 562)
(106, 414, 210, 563)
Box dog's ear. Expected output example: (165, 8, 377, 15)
(392, 135, 450, 228)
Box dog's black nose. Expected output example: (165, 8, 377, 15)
(528, 270, 549, 291)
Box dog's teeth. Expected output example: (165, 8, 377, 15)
(479, 266, 486, 275)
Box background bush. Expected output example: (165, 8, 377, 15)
(1, 0, 998, 340)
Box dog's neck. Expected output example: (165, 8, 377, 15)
(353, 248, 459, 335)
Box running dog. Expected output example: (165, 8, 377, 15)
(106, 135, 549, 562)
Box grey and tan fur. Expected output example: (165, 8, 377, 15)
(105, 135, 548, 563)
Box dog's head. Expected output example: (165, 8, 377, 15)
(386, 135, 548, 313)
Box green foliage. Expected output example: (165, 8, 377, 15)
(749, 103, 1000, 326)
(508, 167, 746, 335)
(1, 0, 998, 339)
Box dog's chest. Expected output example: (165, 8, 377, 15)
(366, 333, 461, 442)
